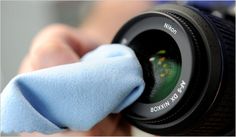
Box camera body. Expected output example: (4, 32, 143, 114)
(113, 4, 235, 135)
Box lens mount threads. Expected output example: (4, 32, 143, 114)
(112, 4, 235, 136)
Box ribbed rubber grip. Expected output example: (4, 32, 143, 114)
(185, 14, 235, 136)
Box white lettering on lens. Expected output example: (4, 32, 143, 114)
(170, 93, 178, 102)
(164, 23, 177, 34)
(170, 80, 186, 102)
(177, 80, 186, 94)
(150, 80, 186, 113)
(150, 101, 170, 112)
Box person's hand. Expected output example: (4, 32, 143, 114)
(20, 24, 131, 136)
(19, 2, 152, 136)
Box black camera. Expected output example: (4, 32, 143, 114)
(113, 4, 235, 136)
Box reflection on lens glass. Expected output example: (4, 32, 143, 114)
(149, 50, 181, 102)
(128, 29, 182, 103)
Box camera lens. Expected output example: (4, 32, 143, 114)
(129, 30, 182, 103)
(112, 4, 235, 136)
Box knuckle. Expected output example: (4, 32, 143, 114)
(43, 24, 71, 36)
(30, 39, 61, 57)
(29, 24, 70, 55)
(26, 23, 77, 69)
(28, 40, 63, 69)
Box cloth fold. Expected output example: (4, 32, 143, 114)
(1, 44, 145, 134)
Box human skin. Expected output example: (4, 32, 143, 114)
(20, 1, 152, 136)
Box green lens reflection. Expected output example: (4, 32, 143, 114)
(149, 50, 181, 102)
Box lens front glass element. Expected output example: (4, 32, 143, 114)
(149, 49, 181, 102)
(129, 29, 181, 103)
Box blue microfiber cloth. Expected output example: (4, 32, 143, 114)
(1, 44, 145, 134)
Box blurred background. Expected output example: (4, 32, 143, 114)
(1, 1, 93, 90)
(1, 1, 235, 136)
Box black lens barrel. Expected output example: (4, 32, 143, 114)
(112, 4, 235, 136)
